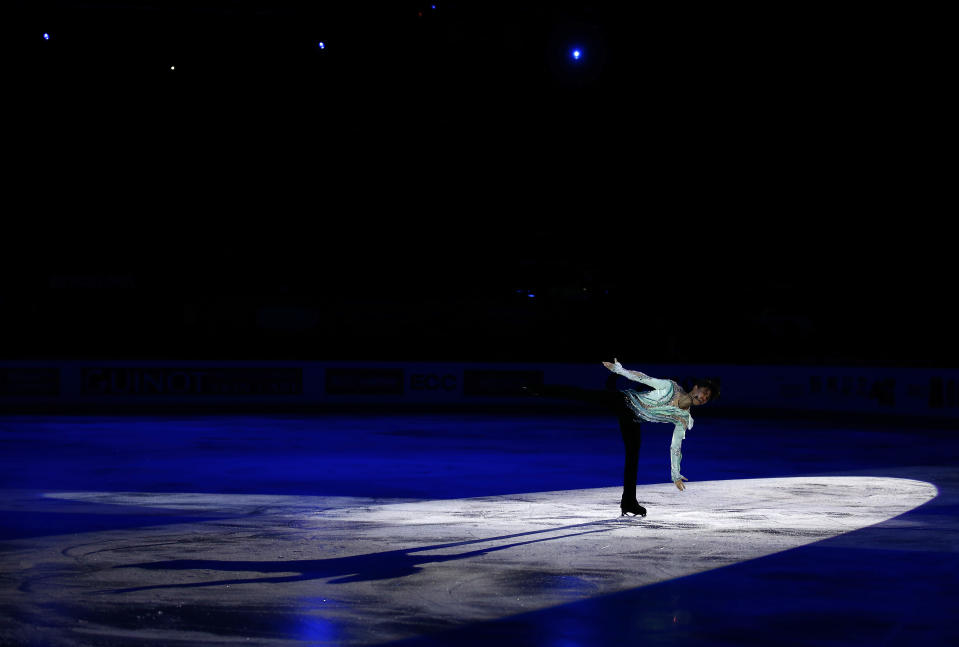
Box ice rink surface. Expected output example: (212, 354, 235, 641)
(1, 411, 957, 646)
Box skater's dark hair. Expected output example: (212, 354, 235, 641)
(694, 377, 721, 402)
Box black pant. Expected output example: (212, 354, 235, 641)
(539, 384, 643, 504)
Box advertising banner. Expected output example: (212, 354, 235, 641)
(0, 360, 956, 419)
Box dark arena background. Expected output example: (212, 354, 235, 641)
(3, 2, 957, 646)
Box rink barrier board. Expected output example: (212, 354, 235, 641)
(0, 361, 957, 419)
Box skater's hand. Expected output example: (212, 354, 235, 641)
(674, 477, 688, 491)
(602, 358, 623, 373)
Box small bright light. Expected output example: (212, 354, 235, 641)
(572, 49, 582, 61)
(43, 33, 50, 40)
(170, 66, 175, 70)
(318, 42, 326, 49)
(431, 4, 437, 8)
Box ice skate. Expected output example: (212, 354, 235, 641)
(619, 499, 646, 517)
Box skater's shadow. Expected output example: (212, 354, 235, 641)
(108, 518, 626, 593)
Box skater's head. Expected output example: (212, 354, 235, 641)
(689, 378, 720, 406)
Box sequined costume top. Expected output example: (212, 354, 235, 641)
(609, 361, 691, 483)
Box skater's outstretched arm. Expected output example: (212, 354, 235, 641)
(670, 423, 688, 491)
(602, 358, 671, 390)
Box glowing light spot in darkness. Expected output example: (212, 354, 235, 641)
(43, 33, 50, 40)
(572, 49, 582, 61)
(318, 42, 326, 49)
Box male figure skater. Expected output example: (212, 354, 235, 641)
(526, 359, 719, 517)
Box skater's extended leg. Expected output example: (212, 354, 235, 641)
(533, 384, 624, 412)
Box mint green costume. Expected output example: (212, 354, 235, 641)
(610, 362, 692, 483)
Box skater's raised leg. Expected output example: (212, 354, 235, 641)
(522, 383, 624, 413)
(522, 380, 646, 516)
